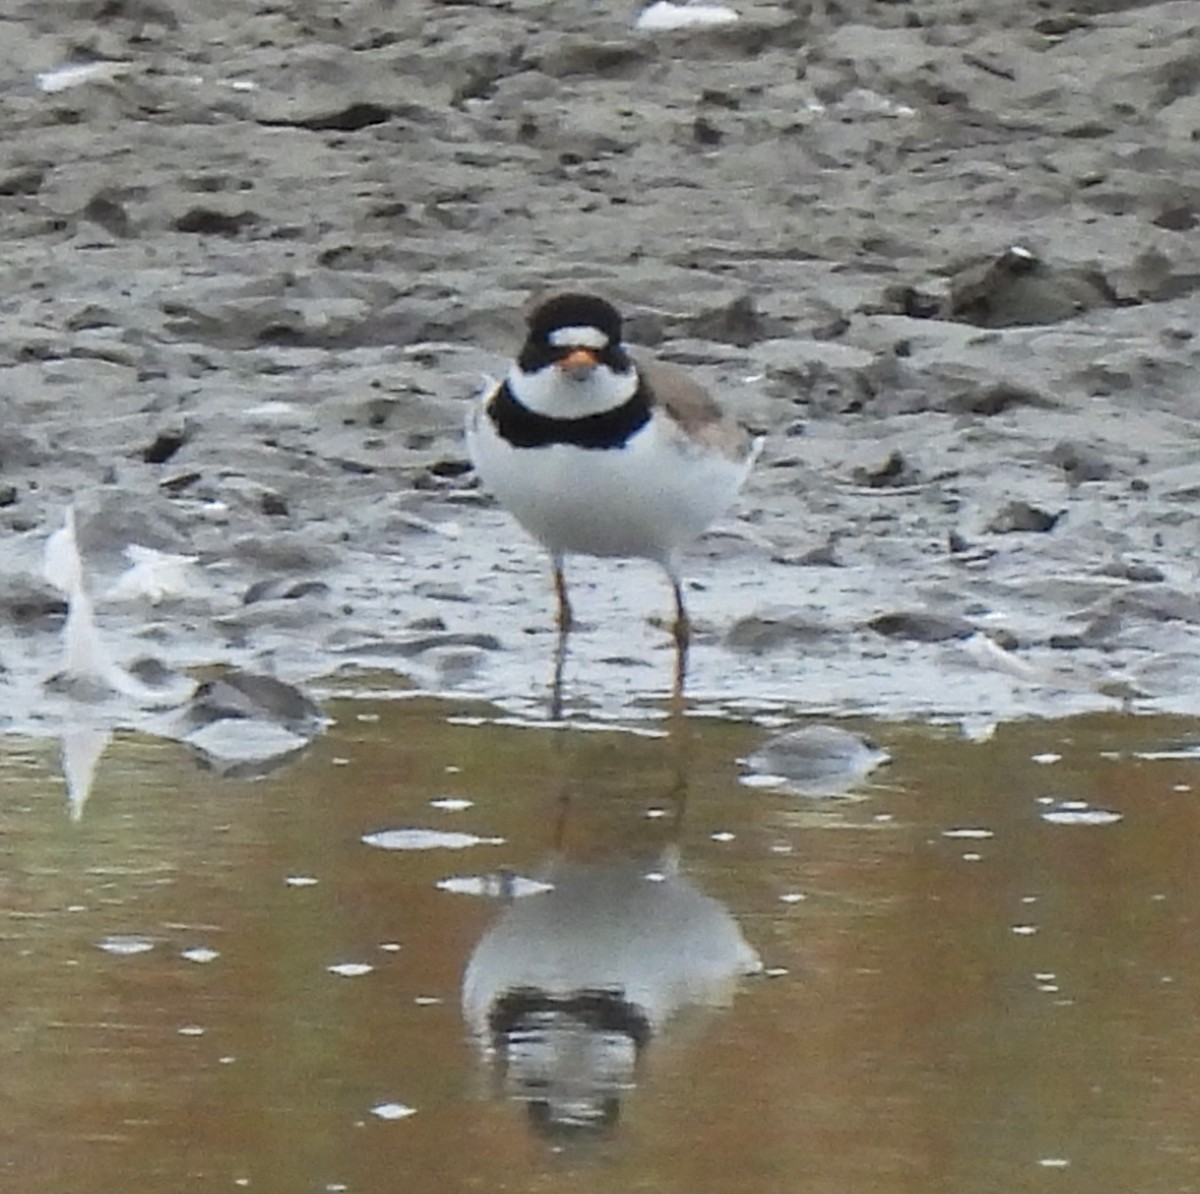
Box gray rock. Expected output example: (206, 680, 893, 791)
(742, 725, 890, 797)
(182, 670, 325, 737)
(0, 574, 66, 628)
(1048, 440, 1114, 483)
(726, 610, 839, 654)
(985, 501, 1063, 534)
(868, 611, 977, 643)
(230, 536, 342, 573)
(851, 450, 921, 489)
(944, 248, 1119, 328)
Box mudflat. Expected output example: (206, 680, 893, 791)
(3, 0, 1200, 740)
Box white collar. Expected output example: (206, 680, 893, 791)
(506, 361, 638, 419)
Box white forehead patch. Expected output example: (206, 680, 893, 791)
(548, 325, 609, 350)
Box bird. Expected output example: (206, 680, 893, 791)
(465, 292, 758, 653)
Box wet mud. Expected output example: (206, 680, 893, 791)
(3, 0, 1200, 748)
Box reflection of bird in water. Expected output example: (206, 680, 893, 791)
(461, 849, 760, 1138)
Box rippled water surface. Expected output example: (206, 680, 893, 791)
(3, 699, 1199, 1193)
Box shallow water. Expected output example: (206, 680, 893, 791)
(3, 698, 1199, 1193)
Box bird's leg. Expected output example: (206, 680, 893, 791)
(669, 572, 690, 711)
(552, 556, 573, 634)
(549, 556, 572, 720)
(670, 575, 691, 651)
(665, 681, 691, 830)
(550, 622, 569, 721)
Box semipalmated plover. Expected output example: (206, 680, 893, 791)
(466, 293, 757, 647)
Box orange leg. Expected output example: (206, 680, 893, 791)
(671, 576, 690, 651)
(670, 574, 689, 711)
(552, 557, 573, 633)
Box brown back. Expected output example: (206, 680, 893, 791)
(635, 354, 753, 462)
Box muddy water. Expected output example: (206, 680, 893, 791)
(2, 699, 1199, 1193)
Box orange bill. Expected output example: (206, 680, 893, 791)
(558, 347, 598, 370)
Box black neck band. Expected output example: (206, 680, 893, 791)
(489, 380, 652, 450)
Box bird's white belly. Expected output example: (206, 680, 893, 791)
(467, 412, 746, 564)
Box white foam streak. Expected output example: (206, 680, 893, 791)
(363, 829, 505, 851)
(107, 544, 200, 604)
(36, 61, 130, 93)
(61, 726, 111, 822)
(45, 508, 115, 684)
(43, 506, 193, 706)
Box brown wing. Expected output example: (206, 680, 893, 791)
(635, 353, 754, 463)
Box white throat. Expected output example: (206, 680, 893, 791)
(507, 361, 639, 419)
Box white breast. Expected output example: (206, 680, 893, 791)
(466, 397, 750, 566)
